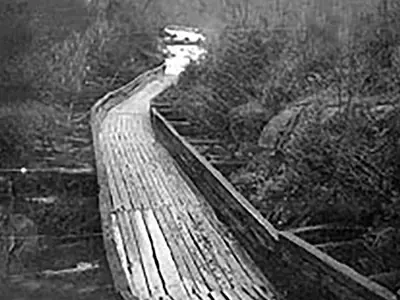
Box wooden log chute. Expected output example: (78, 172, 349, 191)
(90, 59, 399, 300)
(91, 66, 280, 300)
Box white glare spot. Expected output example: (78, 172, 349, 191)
(21, 167, 27, 174)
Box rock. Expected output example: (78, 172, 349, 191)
(258, 106, 303, 150)
(258, 90, 399, 151)
(228, 101, 272, 143)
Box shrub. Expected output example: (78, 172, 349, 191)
(0, 0, 161, 167)
(156, 0, 400, 236)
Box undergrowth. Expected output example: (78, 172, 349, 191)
(154, 0, 400, 280)
(0, 0, 165, 256)
(0, 0, 163, 168)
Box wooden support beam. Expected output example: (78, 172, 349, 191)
(286, 224, 368, 244)
(368, 270, 400, 290)
(167, 121, 209, 136)
(0, 168, 98, 197)
(186, 138, 222, 145)
(277, 231, 398, 300)
(168, 120, 191, 127)
(209, 159, 247, 168)
(151, 102, 172, 109)
(164, 116, 188, 122)
(7, 262, 101, 281)
(0, 167, 95, 176)
(315, 239, 363, 252)
(154, 107, 174, 113)
(154, 107, 186, 121)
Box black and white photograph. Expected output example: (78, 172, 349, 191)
(0, 0, 399, 299)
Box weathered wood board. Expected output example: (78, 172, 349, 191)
(91, 64, 278, 300)
(150, 106, 398, 300)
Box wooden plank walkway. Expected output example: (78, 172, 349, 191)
(98, 77, 278, 300)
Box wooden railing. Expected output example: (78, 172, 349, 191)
(150, 105, 398, 300)
(90, 61, 398, 300)
(150, 108, 279, 252)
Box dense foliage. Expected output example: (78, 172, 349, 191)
(154, 1, 400, 265)
(0, 0, 164, 168)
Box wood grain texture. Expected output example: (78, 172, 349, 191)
(91, 67, 277, 300)
(150, 106, 398, 300)
(90, 63, 165, 300)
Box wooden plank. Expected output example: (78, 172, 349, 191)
(96, 192, 131, 296)
(209, 290, 229, 300)
(252, 284, 278, 300)
(199, 169, 277, 252)
(157, 109, 187, 121)
(138, 152, 234, 296)
(186, 209, 234, 290)
(150, 102, 173, 109)
(315, 239, 363, 252)
(168, 120, 192, 127)
(279, 231, 397, 300)
(123, 135, 175, 209)
(115, 213, 149, 299)
(95, 72, 282, 300)
(242, 285, 274, 300)
(109, 213, 139, 298)
(121, 212, 151, 299)
(153, 208, 204, 297)
(222, 289, 240, 300)
(121, 116, 149, 138)
(157, 206, 210, 296)
(125, 136, 212, 293)
(151, 108, 278, 243)
(187, 208, 242, 289)
(202, 208, 256, 287)
(151, 107, 400, 300)
(132, 210, 165, 298)
(208, 160, 247, 167)
(234, 286, 258, 300)
(143, 210, 188, 300)
(120, 140, 154, 210)
(137, 137, 231, 290)
(125, 137, 175, 209)
(201, 203, 268, 288)
(368, 271, 400, 289)
(167, 205, 220, 292)
(110, 134, 151, 210)
(172, 161, 272, 269)
(175, 206, 232, 291)
(152, 146, 202, 209)
(152, 109, 280, 294)
(186, 139, 222, 145)
(192, 293, 206, 300)
(287, 224, 367, 244)
(103, 137, 135, 211)
(152, 107, 175, 114)
(114, 121, 211, 297)
(91, 118, 131, 296)
(91, 63, 169, 300)
(0, 167, 95, 175)
(102, 140, 150, 299)
(131, 132, 197, 209)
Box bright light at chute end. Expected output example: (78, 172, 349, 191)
(20, 167, 27, 174)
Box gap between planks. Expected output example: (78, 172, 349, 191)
(99, 108, 277, 300)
